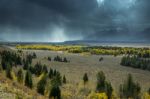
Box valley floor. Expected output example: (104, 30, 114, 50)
(23, 49, 150, 92)
(0, 46, 150, 99)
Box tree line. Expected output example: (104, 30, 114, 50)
(0, 50, 66, 99)
(17, 44, 150, 58)
(83, 72, 150, 99)
(121, 55, 150, 71)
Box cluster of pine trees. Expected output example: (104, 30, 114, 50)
(47, 56, 69, 63)
(121, 55, 150, 71)
(96, 71, 113, 99)
(0, 50, 66, 99)
(120, 74, 141, 99)
(53, 56, 69, 63)
(83, 72, 149, 99)
(1, 51, 22, 69)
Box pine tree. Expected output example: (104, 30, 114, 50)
(0, 64, 3, 72)
(96, 71, 106, 92)
(119, 74, 141, 99)
(6, 64, 12, 79)
(37, 74, 47, 95)
(49, 71, 62, 99)
(63, 75, 66, 84)
(29, 66, 35, 74)
(33, 52, 37, 58)
(1, 58, 7, 70)
(49, 68, 53, 79)
(34, 62, 43, 76)
(83, 73, 88, 85)
(17, 69, 24, 84)
(42, 65, 48, 74)
(53, 69, 57, 76)
(51, 72, 62, 87)
(49, 86, 61, 99)
(48, 57, 51, 61)
(25, 70, 33, 89)
(148, 88, 150, 95)
(23, 61, 29, 70)
(63, 57, 68, 62)
(106, 82, 113, 99)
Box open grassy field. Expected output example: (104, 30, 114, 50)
(21, 49, 150, 92)
(0, 45, 150, 99)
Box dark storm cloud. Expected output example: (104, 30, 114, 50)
(0, 0, 150, 42)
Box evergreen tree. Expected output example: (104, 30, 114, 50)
(34, 62, 43, 76)
(99, 57, 103, 61)
(49, 68, 53, 79)
(148, 88, 150, 95)
(25, 70, 33, 89)
(96, 71, 113, 99)
(1, 58, 7, 70)
(49, 86, 61, 99)
(17, 69, 24, 84)
(51, 72, 62, 87)
(26, 54, 33, 64)
(96, 71, 106, 92)
(63, 57, 68, 62)
(33, 52, 37, 58)
(6, 64, 12, 79)
(23, 61, 29, 70)
(48, 57, 51, 61)
(106, 82, 113, 99)
(0, 64, 3, 72)
(119, 74, 141, 99)
(16, 55, 22, 65)
(63, 75, 66, 84)
(53, 69, 57, 76)
(37, 74, 47, 95)
(29, 66, 35, 74)
(83, 73, 88, 85)
(42, 65, 48, 74)
(49, 71, 62, 99)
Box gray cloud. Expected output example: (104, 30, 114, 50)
(0, 0, 150, 42)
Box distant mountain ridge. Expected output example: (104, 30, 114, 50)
(64, 40, 150, 44)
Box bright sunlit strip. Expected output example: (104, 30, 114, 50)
(97, 0, 104, 6)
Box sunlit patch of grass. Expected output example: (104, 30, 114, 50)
(87, 92, 108, 99)
(142, 92, 150, 99)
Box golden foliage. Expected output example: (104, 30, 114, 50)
(88, 92, 108, 99)
(142, 93, 150, 99)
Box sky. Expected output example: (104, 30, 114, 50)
(0, 0, 150, 42)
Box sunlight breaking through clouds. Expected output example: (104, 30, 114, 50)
(97, 0, 104, 6)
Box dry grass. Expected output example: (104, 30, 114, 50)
(23, 49, 150, 93)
